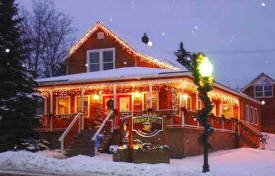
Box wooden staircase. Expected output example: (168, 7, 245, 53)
(65, 129, 96, 157)
(238, 120, 267, 148)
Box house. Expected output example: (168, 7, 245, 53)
(35, 22, 265, 158)
(242, 73, 275, 133)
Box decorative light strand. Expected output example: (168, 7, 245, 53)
(37, 79, 239, 105)
(68, 22, 179, 71)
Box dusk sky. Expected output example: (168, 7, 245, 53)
(18, 0, 275, 89)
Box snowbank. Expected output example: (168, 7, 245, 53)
(263, 132, 275, 151)
(0, 148, 275, 176)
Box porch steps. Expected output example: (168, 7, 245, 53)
(98, 132, 112, 153)
(65, 129, 96, 157)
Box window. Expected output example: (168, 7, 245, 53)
(211, 102, 217, 116)
(198, 100, 202, 110)
(255, 109, 258, 124)
(184, 95, 192, 110)
(245, 105, 249, 122)
(87, 48, 115, 72)
(250, 107, 254, 123)
(143, 92, 158, 110)
(222, 104, 233, 118)
(255, 84, 273, 98)
(57, 97, 70, 114)
(75, 96, 89, 117)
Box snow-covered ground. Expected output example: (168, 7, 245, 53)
(264, 132, 275, 151)
(0, 148, 275, 176)
(0, 134, 275, 176)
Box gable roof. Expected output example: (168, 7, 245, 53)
(64, 21, 186, 71)
(241, 72, 275, 92)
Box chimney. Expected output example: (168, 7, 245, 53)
(142, 33, 149, 44)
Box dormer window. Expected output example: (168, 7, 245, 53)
(255, 84, 273, 98)
(87, 48, 115, 72)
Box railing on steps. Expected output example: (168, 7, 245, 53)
(238, 120, 267, 148)
(58, 112, 84, 152)
(91, 111, 114, 154)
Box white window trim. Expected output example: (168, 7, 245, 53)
(56, 96, 71, 115)
(74, 95, 90, 117)
(254, 84, 273, 98)
(87, 48, 115, 72)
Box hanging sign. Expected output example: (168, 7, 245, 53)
(132, 116, 163, 137)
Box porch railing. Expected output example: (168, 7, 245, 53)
(40, 113, 76, 130)
(58, 112, 84, 152)
(91, 111, 114, 154)
(238, 120, 267, 148)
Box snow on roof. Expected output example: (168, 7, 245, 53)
(36, 67, 189, 86)
(66, 22, 187, 71)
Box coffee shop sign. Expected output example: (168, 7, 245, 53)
(132, 116, 163, 137)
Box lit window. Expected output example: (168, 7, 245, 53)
(198, 100, 202, 110)
(144, 92, 158, 110)
(75, 96, 89, 117)
(87, 48, 115, 72)
(184, 95, 192, 111)
(223, 104, 232, 118)
(57, 97, 70, 114)
(211, 102, 217, 116)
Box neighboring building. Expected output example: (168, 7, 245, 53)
(242, 73, 275, 133)
(35, 22, 265, 157)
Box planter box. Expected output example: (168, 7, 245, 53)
(113, 149, 170, 164)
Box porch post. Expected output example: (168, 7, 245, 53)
(181, 82, 185, 127)
(196, 93, 200, 128)
(237, 100, 241, 135)
(50, 91, 53, 131)
(149, 84, 153, 109)
(44, 97, 48, 115)
(81, 89, 84, 130)
(113, 86, 117, 128)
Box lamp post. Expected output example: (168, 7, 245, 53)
(175, 42, 214, 172)
(175, 44, 214, 173)
(196, 54, 214, 173)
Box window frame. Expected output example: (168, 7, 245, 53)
(254, 84, 273, 98)
(56, 96, 71, 115)
(74, 95, 90, 118)
(87, 48, 115, 72)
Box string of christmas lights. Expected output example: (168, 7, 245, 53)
(37, 79, 239, 105)
(67, 22, 179, 71)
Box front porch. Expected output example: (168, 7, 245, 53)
(36, 78, 265, 157)
(38, 78, 241, 130)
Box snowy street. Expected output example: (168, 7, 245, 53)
(0, 147, 275, 176)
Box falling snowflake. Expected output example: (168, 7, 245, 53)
(261, 2, 266, 7)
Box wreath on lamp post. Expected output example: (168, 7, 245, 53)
(175, 42, 214, 173)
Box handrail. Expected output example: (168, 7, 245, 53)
(91, 111, 114, 141)
(58, 112, 83, 151)
(239, 120, 267, 141)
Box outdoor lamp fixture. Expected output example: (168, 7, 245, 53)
(198, 56, 213, 77)
(93, 94, 100, 100)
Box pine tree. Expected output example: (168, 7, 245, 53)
(0, 0, 39, 152)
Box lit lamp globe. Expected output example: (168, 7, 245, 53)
(198, 56, 213, 77)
